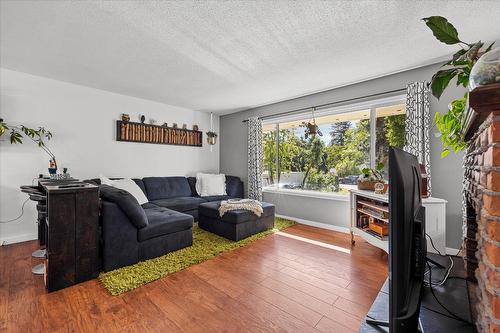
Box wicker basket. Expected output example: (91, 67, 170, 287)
(357, 180, 378, 191)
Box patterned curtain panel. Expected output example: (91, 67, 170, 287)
(247, 117, 263, 201)
(404, 82, 432, 195)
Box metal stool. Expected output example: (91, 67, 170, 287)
(20, 185, 47, 275)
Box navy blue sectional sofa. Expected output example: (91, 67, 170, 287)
(88, 176, 243, 271)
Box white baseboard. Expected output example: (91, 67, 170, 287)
(446, 247, 460, 255)
(276, 214, 350, 234)
(0, 233, 37, 246)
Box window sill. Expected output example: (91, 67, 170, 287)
(262, 187, 350, 202)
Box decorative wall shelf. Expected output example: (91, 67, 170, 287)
(116, 121, 203, 147)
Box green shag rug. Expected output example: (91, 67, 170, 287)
(99, 217, 296, 295)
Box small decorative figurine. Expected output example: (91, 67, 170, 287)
(182, 124, 187, 129)
(162, 122, 168, 127)
(140, 115, 146, 123)
(193, 125, 199, 131)
(172, 123, 178, 129)
(121, 113, 130, 122)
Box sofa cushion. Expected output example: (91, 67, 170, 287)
(187, 177, 198, 196)
(201, 195, 231, 202)
(142, 177, 192, 200)
(226, 176, 244, 198)
(198, 201, 275, 224)
(132, 178, 147, 196)
(139, 206, 193, 242)
(150, 197, 207, 212)
(99, 184, 148, 228)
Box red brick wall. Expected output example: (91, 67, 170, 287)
(464, 111, 500, 332)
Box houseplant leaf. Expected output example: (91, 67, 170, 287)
(431, 68, 458, 99)
(422, 16, 462, 45)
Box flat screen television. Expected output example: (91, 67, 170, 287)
(388, 147, 427, 332)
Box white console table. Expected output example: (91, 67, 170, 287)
(349, 189, 447, 254)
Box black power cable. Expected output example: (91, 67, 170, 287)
(426, 262, 472, 325)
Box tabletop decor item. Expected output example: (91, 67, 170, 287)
(374, 182, 388, 194)
(182, 124, 187, 129)
(140, 115, 146, 124)
(121, 114, 130, 122)
(193, 125, 199, 131)
(357, 163, 384, 191)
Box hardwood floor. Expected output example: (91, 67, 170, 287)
(0, 224, 388, 333)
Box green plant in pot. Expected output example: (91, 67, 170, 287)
(422, 16, 495, 157)
(206, 131, 218, 145)
(0, 118, 56, 171)
(358, 162, 384, 191)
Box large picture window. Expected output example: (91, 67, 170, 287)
(262, 100, 406, 194)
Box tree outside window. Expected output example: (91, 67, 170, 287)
(262, 103, 406, 193)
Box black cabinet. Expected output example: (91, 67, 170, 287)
(40, 180, 99, 292)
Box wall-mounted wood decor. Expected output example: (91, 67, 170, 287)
(116, 120, 202, 147)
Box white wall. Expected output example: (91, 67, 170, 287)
(0, 68, 219, 244)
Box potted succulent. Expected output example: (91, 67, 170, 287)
(206, 131, 218, 145)
(358, 163, 384, 191)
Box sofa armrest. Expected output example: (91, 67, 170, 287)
(101, 200, 139, 272)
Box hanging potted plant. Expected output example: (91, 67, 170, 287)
(206, 131, 218, 145)
(301, 108, 323, 139)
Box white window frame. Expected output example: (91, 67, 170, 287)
(262, 94, 406, 197)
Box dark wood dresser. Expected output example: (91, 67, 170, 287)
(39, 180, 99, 292)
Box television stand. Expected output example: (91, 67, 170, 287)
(359, 253, 473, 332)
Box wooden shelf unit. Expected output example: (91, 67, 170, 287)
(116, 120, 203, 147)
(350, 189, 447, 254)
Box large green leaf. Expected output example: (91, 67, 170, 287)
(422, 16, 461, 45)
(431, 68, 458, 99)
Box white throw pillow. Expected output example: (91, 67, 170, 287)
(99, 176, 148, 205)
(196, 173, 226, 196)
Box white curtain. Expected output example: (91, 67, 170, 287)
(247, 117, 263, 201)
(404, 82, 432, 195)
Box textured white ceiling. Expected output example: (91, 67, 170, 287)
(1, 1, 500, 114)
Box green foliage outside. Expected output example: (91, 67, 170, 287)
(263, 114, 406, 192)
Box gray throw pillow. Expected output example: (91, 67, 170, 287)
(99, 184, 148, 228)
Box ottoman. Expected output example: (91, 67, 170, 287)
(198, 201, 275, 241)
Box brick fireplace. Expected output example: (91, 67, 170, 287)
(463, 83, 500, 332)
